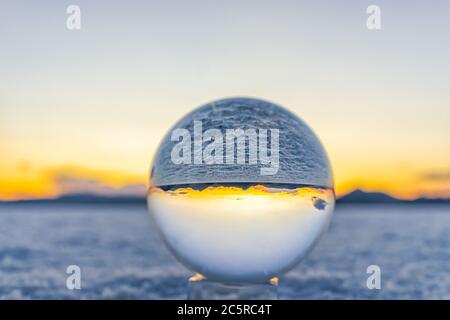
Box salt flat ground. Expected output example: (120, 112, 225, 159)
(0, 204, 448, 299)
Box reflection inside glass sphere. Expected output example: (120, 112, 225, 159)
(148, 183, 334, 283)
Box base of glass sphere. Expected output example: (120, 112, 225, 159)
(187, 273, 279, 300)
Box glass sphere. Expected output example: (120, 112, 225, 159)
(148, 97, 334, 283)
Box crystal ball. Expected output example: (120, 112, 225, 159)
(148, 97, 334, 283)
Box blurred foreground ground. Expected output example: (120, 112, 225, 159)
(0, 204, 448, 299)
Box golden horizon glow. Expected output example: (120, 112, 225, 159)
(0, 161, 448, 201)
(150, 185, 330, 199)
(0, 163, 145, 201)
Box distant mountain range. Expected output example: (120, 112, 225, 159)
(337, 189, 449, 204)
(0, 194, 146, 205)
(0, 189, 448, 205)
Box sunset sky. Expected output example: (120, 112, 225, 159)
(1, 0, 449, 200)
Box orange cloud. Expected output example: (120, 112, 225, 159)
(54, 175, 146, 197)
(0, 164, 147, 201)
